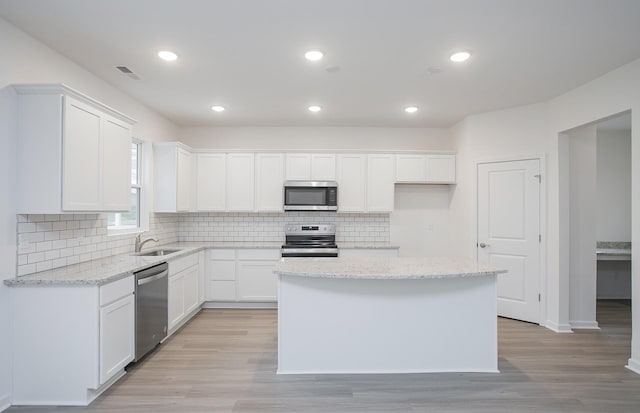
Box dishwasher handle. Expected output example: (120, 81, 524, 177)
(137, 270, 168, 286)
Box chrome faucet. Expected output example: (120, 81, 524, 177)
(135, 233, 159, 252)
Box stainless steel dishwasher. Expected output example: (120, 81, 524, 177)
(134, 262, 168, 361)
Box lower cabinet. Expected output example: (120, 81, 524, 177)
(11, 275, 135, 406)
(168, 252, 202, 332)
(207, 248, 279, 303)
(99, 292, 135, 385)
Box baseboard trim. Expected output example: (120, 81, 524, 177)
(626, 358, 640, 375)
(0, 394, 10, 412)
(545, 320, 573, 333)
(202, 301, 277, 309)
(277, 368, 500, 375)
(570, 320, 600, 329)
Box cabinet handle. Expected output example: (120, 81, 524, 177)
(479, 243, 490, 248)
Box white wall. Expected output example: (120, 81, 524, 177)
(0, 17, 180, 409)
(596, 128, 632, 242)
(448, 102, 550, 260)
(0, 83, 17, 412)
(180, 126, 452, 150)
(390, 185, 452, 257)
(568, 125, 598, 328)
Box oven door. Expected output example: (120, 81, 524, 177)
(284, 181, 337, 211)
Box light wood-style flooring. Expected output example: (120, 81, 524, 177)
(8, 300, 640, 413)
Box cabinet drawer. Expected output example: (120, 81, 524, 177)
(237, 249, 280, 260)
(209, 249, 236, 260)
(169, 252, 199, 274)
(100, 275, 134, 306)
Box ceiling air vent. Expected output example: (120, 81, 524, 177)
(116, 66, 141, 80)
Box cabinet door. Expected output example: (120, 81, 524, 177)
(237, 260, 278, 301)
(62, 96, 102, 211)
(256, 153, 284, 211)
(99, 294, 134, 384)
(227, 153, 255, 211)
(311, 154, 336, 181)
(102, 116, 132, 211)
(367, 154, 395, 212)
(198, 252, 206, 305)
(168, 273, 185, 330)
(196, 153, 226, 211)
(426, 155, 456, 183)
(285, 153, 311, 180)
(183, 265, 200, 315)
(176, 148, 192, 212)
(395, 154, 427, 182)
(337, 154, 367, 212)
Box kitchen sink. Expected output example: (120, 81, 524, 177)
(134, 249, 183, 257)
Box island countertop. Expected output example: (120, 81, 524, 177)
(274, 256, 506, 280)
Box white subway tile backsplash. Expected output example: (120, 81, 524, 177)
(16, 210, 387, 276)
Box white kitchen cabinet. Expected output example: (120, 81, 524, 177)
(207, 248, 279, 303)
(395, 153, 456, 184)
(99, 293, 135, 385)
(196, 153, 226, 211)
(256, 153, 284, 211)
(15, 84, 135, 213)
(102, 116, 134, 211)
(285, 153, 311, 180)
(285, 153, 336, 181)
(395, 154, 427, 182)
(168, 253, 201, 333)
(426, 154, 456, 183)
(168, 271, 185, 330)
(227, 153, 255, 211)
(198, 251, 206, 305)
(367, 154, 395, 212)
(337, 154, 367, 212)
(237, 261, 278, 301)
(11, 275, 134, 405)
(155, 143, 194, 212)
(311, 154, 336, 180)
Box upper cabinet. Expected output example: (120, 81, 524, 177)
(196, 153, 226, 211)
(226, 153, 255, 211)
(155, 143, 193, 212)
(395, 154, 456, 184)
(15, 84, 135, 213)
(285, 153, 336, 181)
(255, 153, 284, 212)
(367, 154, 395, 212)
(336, 154, 367, 212)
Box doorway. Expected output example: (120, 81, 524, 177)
(560, 111, 632, 330)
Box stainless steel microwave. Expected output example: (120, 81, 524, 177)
(284, 181, 338, 211)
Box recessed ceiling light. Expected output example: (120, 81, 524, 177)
(305, 50, 324, 61)
(449, 51, 471, 63)
(158, 50, 178, 61)
(308, 105, 322, 112)
(211, 105, 225, 112)
(404, 106, 419, 114)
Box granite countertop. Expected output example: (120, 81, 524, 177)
(339, 243, 399, 249)
(4, 241, 399, 287)
(274, 257, 507, 280)
(595, 241, 631, 259)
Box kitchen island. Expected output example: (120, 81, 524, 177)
(274, 257, 507, 374)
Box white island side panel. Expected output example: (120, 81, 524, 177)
(277, 274, 498, 374)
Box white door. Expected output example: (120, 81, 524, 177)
(255, 153, 284, 211)
(477, 159, 541, 323)
(367, 154, 395, 212)
(337, 154, 367, 212)
(176, 148, 192, 212)
(227, 153, 255, 211)
(196, 153, 226, 211)
(101, 116, 132, 211)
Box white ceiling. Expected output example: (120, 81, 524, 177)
(2, 0, 640, 127)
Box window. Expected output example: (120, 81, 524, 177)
(108, 141, 143, 233)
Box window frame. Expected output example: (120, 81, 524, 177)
(107, 138, 147, 235)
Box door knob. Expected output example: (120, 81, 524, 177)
(479, 243, 490, 248)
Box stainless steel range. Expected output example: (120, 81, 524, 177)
(281, 224, 338, 258)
